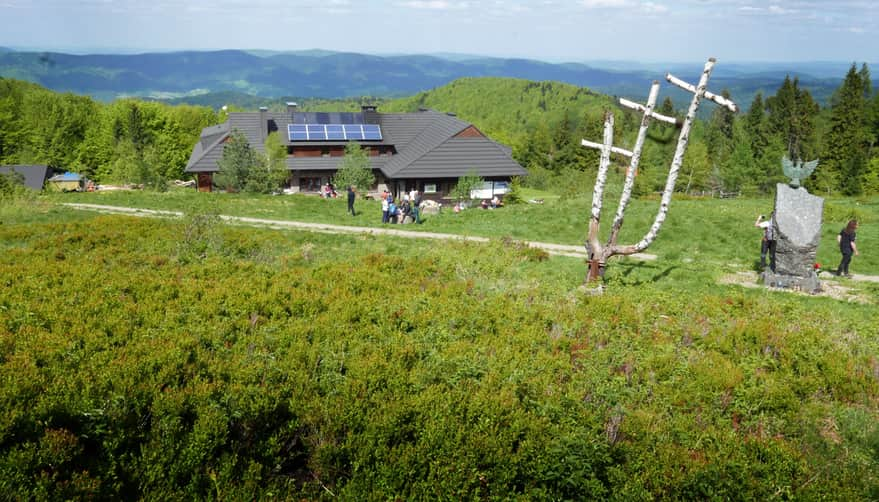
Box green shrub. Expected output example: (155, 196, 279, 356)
(0, 206, 877, 499)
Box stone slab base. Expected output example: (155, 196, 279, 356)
(761, 270, 822, 294)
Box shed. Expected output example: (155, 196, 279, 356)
(47, 172, 84, 192)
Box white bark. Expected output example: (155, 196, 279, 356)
(587, 112, 615, 260)
(666, 70, 738, 113)
(607, 80, 661, 251)
(580, 139, 633, 158)
(617, 59, 718, 255)
(618, 96, 678, 125)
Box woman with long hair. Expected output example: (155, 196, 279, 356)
(836, 219, 860, 277)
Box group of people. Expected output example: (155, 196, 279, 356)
(381, 189, 422, 224)
(322, 183, 338, 198)
(756, 212, 860, 277)
(452, 196, 503, 213)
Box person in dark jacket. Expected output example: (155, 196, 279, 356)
(347, 186, 356, 216)
(836, 219, 860, 277)
(413, 191, 423, 224)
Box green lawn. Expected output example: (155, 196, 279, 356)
(46, 187, 879, 276)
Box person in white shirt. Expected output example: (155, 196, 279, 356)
(755, 212, 777, 272)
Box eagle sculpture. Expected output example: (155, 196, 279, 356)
(781, 157, 819, 188)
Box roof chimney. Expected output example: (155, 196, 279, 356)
(287, 101, 298, 113)
(258, 106, 268, 143)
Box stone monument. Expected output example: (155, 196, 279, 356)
(762, 157, 823, 293)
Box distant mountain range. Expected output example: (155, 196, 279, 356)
(0, 48, 868, 109)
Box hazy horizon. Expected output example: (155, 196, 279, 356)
(1, 1, 876, 64)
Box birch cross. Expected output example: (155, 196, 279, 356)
(580, 58, 738, 284)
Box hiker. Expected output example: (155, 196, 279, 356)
(755, 212, 776, 272)
(490, 195, 500, 209)
(836, 219, 859, 278)
(381, 192, 389, 223)
(347, 186, 356, 216)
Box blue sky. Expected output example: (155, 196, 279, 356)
(1, 0, 876, 62)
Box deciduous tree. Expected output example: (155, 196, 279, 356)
(332, 142, 375, 194)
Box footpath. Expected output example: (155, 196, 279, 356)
(62, 203, 657, 261)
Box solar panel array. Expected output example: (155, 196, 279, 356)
(288, 123, 382, 142)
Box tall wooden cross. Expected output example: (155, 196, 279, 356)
(581, 58, 738, 283)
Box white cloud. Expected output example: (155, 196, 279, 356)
(642, 1, 667, 13)
(848, 26, 865, 33)
(399, 0, 468, 9)
(767, 5, 796, 15)
(580, 0, 630, 8)
(579, 0, 668, 13)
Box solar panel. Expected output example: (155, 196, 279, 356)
(326, 124, 345, 140)
(287, 123, 382, 141)
(363, 124, 382, 140)
(344, 124, 364, 140)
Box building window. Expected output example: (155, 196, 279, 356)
(424, 183, 437, 194)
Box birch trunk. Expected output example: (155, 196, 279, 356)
(613, 59, 716, 256)
(585, 112, 614, 282)
(606, 81, 660, 251)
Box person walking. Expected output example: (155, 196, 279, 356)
(347, 186, 356, 216)
(755, 212, 777, 272)
(836, 219, 860, 277)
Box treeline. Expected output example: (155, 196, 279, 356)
(2, 66, 878, 195)
(0, 78, 217, 183)
(388, 67, 879, 196)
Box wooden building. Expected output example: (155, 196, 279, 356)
(185, 104, 526, 198)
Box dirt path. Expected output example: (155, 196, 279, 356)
(62, 203, 657, 261)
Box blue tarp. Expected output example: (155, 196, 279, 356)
(49, 172, 82, 181)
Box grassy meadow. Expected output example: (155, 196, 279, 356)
(1, 189, 877, 499)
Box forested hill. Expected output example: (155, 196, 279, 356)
(0, 48, 849, 108)
(383, 78, 615, 147)
(0, 49, 643, 101)
(2, 62, 877, 198)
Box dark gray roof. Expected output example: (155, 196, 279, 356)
(0, 165, 52, 190)
(185, 109, 524, 179)
(390, 137, 527, 179)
